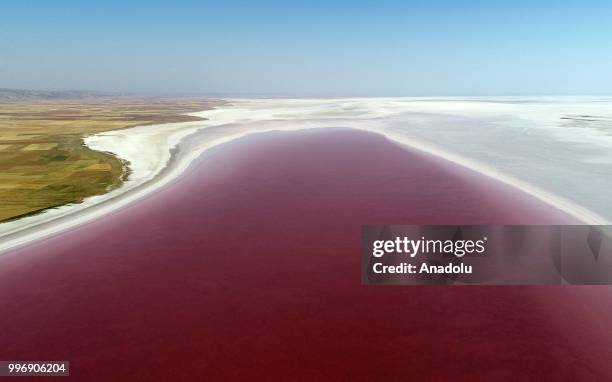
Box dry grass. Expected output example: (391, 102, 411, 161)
(0, 97, 215, 221)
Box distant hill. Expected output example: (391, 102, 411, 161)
(0, 88, 111, 101)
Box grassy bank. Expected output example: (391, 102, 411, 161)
(0, 97, 214, 221)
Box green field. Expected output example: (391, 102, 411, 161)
(0, 98, 213, 221)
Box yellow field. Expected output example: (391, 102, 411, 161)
(0, 97, 214, 221)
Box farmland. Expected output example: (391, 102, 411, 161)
(0, 97, 213, 221)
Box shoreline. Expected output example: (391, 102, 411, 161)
(0, 98, 609, 254)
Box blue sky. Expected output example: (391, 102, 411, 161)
(1, 0, 611, 95)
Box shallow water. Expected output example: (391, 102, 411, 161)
(381, 98, 612, 222)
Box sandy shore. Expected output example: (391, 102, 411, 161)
(0, 98, 608, 254)
(1, 129, 610, 380)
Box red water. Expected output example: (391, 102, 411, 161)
(1, 129, 611, 381)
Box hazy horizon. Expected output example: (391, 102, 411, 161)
(2, 0, 612, 96)
(4, 87, 612, 98)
